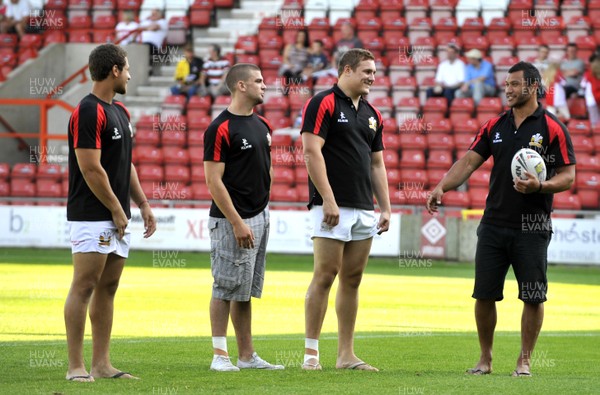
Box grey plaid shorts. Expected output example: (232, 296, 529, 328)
(208, 208, 269, 302)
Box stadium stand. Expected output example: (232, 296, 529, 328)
(0, 0, 598, 212)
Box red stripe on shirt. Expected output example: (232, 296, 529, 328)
(545, 114, 571, 165)
(311, 92, 335, 134)
(257, 114, 273, 134)
(96, 103, 106, 149)
(214, 119, 230, 161)
(469, 115, 502, 150)
(71, 103, 81, 147)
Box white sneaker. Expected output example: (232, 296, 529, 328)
(237, 352, 285, 370)
(210, 355, 240, 372)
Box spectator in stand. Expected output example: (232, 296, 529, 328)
(199, 44, 230, 98)
(302, 39, 330, 83)
(542, 63, 570, 122)
(580, 55, 600, 127)
(278, 29, 310, 85)
(455, 49, 496, 106)
(332, 22, 363, 68)
(115, 11, 140, 45)
(560, 43, 585, 98)
(426, 43, 465, 106)
(170, 44, 203, 100)
(0, 0, 31, 38)
(532, 44, 550, 75)
(140, 8, 168, 67)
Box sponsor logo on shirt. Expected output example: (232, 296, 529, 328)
(241, 138, 253, 150)
(492, 132, 502, 143)
(112, 127, 122, 140)
(368, 116, 377, 132)
(98, 231, 112, 246)
(529, 133, 543, 148)
(337, 112, 349, 123)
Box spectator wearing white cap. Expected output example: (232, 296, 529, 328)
(455, 48, 496, 105)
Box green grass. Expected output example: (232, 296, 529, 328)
(1, 248, 600, 394)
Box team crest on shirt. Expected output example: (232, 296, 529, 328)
(368, 116, 377, 132)
(529, 133, 543, 148)
(98, 231, 112, 246)
(266, 133, 271, 146)
(112, 127, 122, 140)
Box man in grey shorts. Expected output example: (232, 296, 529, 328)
(203, 63, 283, 371)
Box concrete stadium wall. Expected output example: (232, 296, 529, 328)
(0, 43, 149, 165)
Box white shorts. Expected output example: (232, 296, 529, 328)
(68, 220, 131, 258)
(309, 206, 378, 242)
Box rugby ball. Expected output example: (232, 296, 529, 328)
(511, 148, 547, 181)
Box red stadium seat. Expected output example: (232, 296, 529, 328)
(383, 150, 399, 168)
(187, 112, 212, 131)
(399, 133, 427, 150)
(271, 184, 298, 202)
(134, 129, 160, 146)
(386, 168, 401, 185)
(191, 165, 206, 182)
(427, 150, 453, 169)
(0, 163, 9, 180)
(134, 146, 164, 165)
(19, 34, 42, 51)
(383, 134, 400, 151)
(427, 169, 447, 186)
(568, 97, 587, 119)
(454, 133, 475, 152)
(574, 36, 596, 62)
(191, 183, 212, 200)
(0, 49, 17, 68)
(94, 14, 116, 29)
(10, 179, 35, 197)
(477, 97, 503, 124)
(161, 129, 187, 147)
(399, 168, 428, 186)
(553, 192, 581, 210)
(164, 164, 191, 183)
(428, 118, 452, 134)
(443, 190, 470, 207)
(36, 179, 62, 198)
(162, 94, 186, 112)
(469, 169, 491, 187)
(36, 163, 62, 181)
(355, 0, 380, 20)
(11, 163, 36, 180)
(190, 0, 214, 27)
(576, 171, 600, 191)
(469, 188, 488, 208)
(399, 149, 425, 168)
(0, 180, 9, 197)
(163, 147, 190, 165)
(577, 154, 600, 173)
(187, 95, 212, 111)
(68, 31, 92, 43)
(570, 135, 594, 155)
(189, 146, 204, 165)
(137, 164, 163, 182)
(423, 97, 447, 118)
(427, 133, 455, 151)
(46, 0, 68, 9)
(567, 120, 591, 136)
(0, 34, 18, 49)
(93, 30, 115, 43)
(578, 190, 599, 209)
(61, 178, 69, 197)
(273, 167, 295, 185)
(166, 16, 189, 46)
(235, 35, 258, 54)
(43, 30, 66, 46)
(380, 0, 403, 20)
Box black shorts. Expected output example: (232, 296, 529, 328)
(473, 223, 551, 304)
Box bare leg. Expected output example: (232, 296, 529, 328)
(515, 302, 544, 375)
(64, 253, 107, 382)
(304, 238, 344, 365)
(210, 297, 231, 356)
(467, 299, 496, 374)
(231, 300, 254, 361)
(335, 238, 373, 369)
(89, 254, 135, 379)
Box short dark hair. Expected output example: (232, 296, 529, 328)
(212, 44, 221, 56)
(88, 44, 127, 82)
(337, 48, 375, 77)
(225, 63, 261, 93)
(567, 42, 577, 49)
(540, 44, 549, 50)
(314, 39, 323, 46)
(508, 61, 543, 95)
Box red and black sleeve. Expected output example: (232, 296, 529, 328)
(545, 114, 576, 167)
(300, 91, 335, 139)
(69, 101, 106, 149)
(203, 118, 230, 162)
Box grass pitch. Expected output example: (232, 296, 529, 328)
(0, 248, 599, 394)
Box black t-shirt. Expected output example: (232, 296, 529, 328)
(469, 103, 576, 229)
(67, 94, 133, 221)
(300, 84, 384, 210)
(203, 110, 272, 219)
